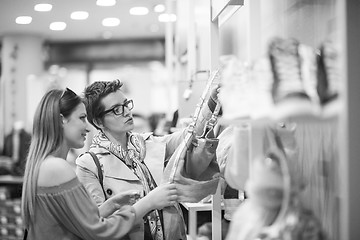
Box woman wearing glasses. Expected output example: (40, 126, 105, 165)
(76, 79, 219, 240)
(21, 88, 178, 240)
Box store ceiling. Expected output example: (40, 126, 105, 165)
(0, 0, 168, 42)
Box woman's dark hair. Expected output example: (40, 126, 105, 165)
(83, 80, 123, 130)
(60, 88, 83, 117)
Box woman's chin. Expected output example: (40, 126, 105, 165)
(72, 142, 85, 149)
(126, 123, 135, 132)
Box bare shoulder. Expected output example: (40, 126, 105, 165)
(38, 156, 77, 187)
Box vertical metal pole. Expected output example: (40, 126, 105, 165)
(165, 0, 174, 78)
(187, 0, 196, 83)
(165, 0, 175, 120)
(339, 0, 360, 239)
(210, 8, 222, 240)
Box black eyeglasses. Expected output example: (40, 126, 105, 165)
(100, 99, 134, 117)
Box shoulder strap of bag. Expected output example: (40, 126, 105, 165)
(87, 151, 107, 199)
(23, 229, 28, 240)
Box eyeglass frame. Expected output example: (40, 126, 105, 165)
(99, 99, 134, 117)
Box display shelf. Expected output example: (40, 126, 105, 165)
(0, 175, 23, 185)
(181, 197, 225, 240)
(219, 103, 340, 127)
(174, 0, 345, 239)
(211, 0, 244, 26)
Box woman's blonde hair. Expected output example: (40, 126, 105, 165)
(21, 88, 81, 229)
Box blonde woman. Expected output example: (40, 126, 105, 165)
(21, 88, 178, 240)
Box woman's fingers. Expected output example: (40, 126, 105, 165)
(113, 190, 141, 206)
(169, 189, 177, 195)
(169, 195, 177, 201)
(163, 182, 177, 191)
(168, 201, 177, 206)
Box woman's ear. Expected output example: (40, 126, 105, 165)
(60, 114, 67, 125)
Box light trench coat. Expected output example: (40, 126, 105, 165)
(75, 104, 213, 240)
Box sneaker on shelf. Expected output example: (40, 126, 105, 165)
(316, 40, 340, 118)
(218, 56, 253, 122)
(268, 37, 317, 121)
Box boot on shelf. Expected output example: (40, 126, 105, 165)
(268, 37, 318, 121)
(316, 40, 340, 117)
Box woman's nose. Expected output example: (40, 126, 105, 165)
(85, 122, 91, 132)
(123, 106, 131, 116)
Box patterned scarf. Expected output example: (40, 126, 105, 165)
(92, 131, 164, 240)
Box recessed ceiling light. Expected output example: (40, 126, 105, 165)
(154, 4, 165, 13)
(71, 11, 89, 20)
(158, 13, 177, 23)
(96, 0, 116, 7)
(15, 16, 32, 24)
(129, 7, 149, 16)
(102, 18, 120, 27)
(34, 3, 52, 12)
(49, 22, 67, 31)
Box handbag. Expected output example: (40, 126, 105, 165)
(162, 70, 221, 203)
(23, 229, 28, 240)
(185, 124, 219, 181)
(87, 152, 107, 200)
(185, 86, 222, 181)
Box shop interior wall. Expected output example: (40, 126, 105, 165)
(175, 0, 214, 120)
(218, 0, 337, 61)
(0, 38, 176, 153)
(172, 1, 339, 238)
(35, 60, 174, 122)
(259, 0, 337, 51)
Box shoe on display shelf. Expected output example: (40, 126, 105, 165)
(248, 57, 275, 122)
(268, 37, 320, 121)
(316, 40, 341, 118)
(218, 56, 253, 122)
(218, 55, 274, 125)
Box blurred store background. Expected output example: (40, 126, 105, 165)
(0, 0, 360, 240)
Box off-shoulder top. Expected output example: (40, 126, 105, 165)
(28, 177, 136, 240)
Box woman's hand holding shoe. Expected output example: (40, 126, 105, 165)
(132, 183, 178, 221)
(146, 183, 178, 209)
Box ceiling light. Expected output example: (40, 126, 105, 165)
(154, 4, 165, 13)
(49, 22, 67, 31)
(34, 3, 52, 12)
(96, 0, 116, 7)
(71, 11, 89, 20)
(102, 18, 120, 27)
(15, 16, 32, 24)
(129, 7, 149, 16)
(158, 13, 176, 23)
